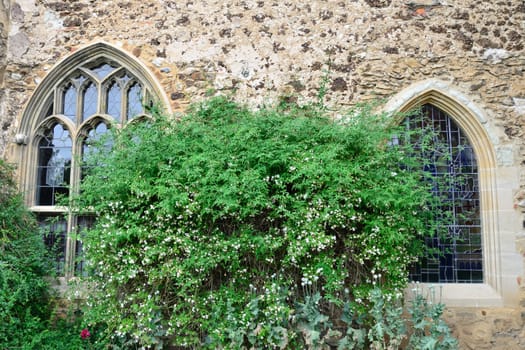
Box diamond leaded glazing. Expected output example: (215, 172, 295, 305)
(63, 84, 77, 120)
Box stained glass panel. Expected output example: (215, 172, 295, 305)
(409, 105, 482, 283)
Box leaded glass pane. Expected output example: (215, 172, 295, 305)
(38, 214, 67, 274)
(409, 105, 482, 283)
(29, 58, 157, 277)
(82, 122, 109, 160)
(37, 123, 72, 205)
(82, 122, 110, 179)
(62, 84, 77, 121)
(82, 82, 98, 121)
(127, 83, 143, 120)
(106, 81, 122, 120)
(91, 63, 118, 80)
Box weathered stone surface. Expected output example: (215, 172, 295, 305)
(444, 308, 525, 349)
(0, 1, 523, 348)
(8, 31, 30, 58)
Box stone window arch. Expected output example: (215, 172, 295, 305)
(15, 42, 168, 277)
(385, 80, 522, 307)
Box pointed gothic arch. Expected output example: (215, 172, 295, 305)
(13, 42, 169, 277)
(18, 41, 170, 136)
(384, 80, 518, 307)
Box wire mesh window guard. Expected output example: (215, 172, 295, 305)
(408, 104, 482, 283)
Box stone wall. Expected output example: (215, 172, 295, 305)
(0, 0, 11, 152)
(0, 0, 524, 348)
(1, 1, 524, 151)
(443, 240, 525, 350)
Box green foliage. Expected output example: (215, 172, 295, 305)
(0, 160, 52, 347)
(0, 160, 100, 349)
(77, 96, 452, 347)
(22, 317, 85, 350)
(301, 286, 457, 350)
(295, 292, 331, 348)
(406, 286, 458, 350)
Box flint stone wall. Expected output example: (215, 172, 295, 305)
(0, 1, 524, 348)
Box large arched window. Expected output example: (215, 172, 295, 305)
(16, 42, 168, 277)
(408, 104, 482, 284)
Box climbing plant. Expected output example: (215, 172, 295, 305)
(77, 97, 454, 348)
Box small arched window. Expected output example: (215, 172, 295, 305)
(408, 104, 482, 283)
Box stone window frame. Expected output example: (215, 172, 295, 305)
(385, 79, 522, 307)
(13, 42, 170, 279)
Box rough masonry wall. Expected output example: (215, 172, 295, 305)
(1, 1, 524, 150)
(0, 0, 11, 153)
(0, 0, 524, 348)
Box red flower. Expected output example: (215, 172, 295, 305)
(80, 328, 91, 339)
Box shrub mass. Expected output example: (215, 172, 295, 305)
(78, 97, 455, 348)
(0, 160, 51, 347)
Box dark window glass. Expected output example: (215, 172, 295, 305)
(37, 124, 72, 205)
(127, 83, 143, 120)
(82, 82, 98, 121)
(38, 214, 67, 273)
(409, 105, 482, 283)
(106, 81, 122, 120)
(44, 97, 54, 118)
